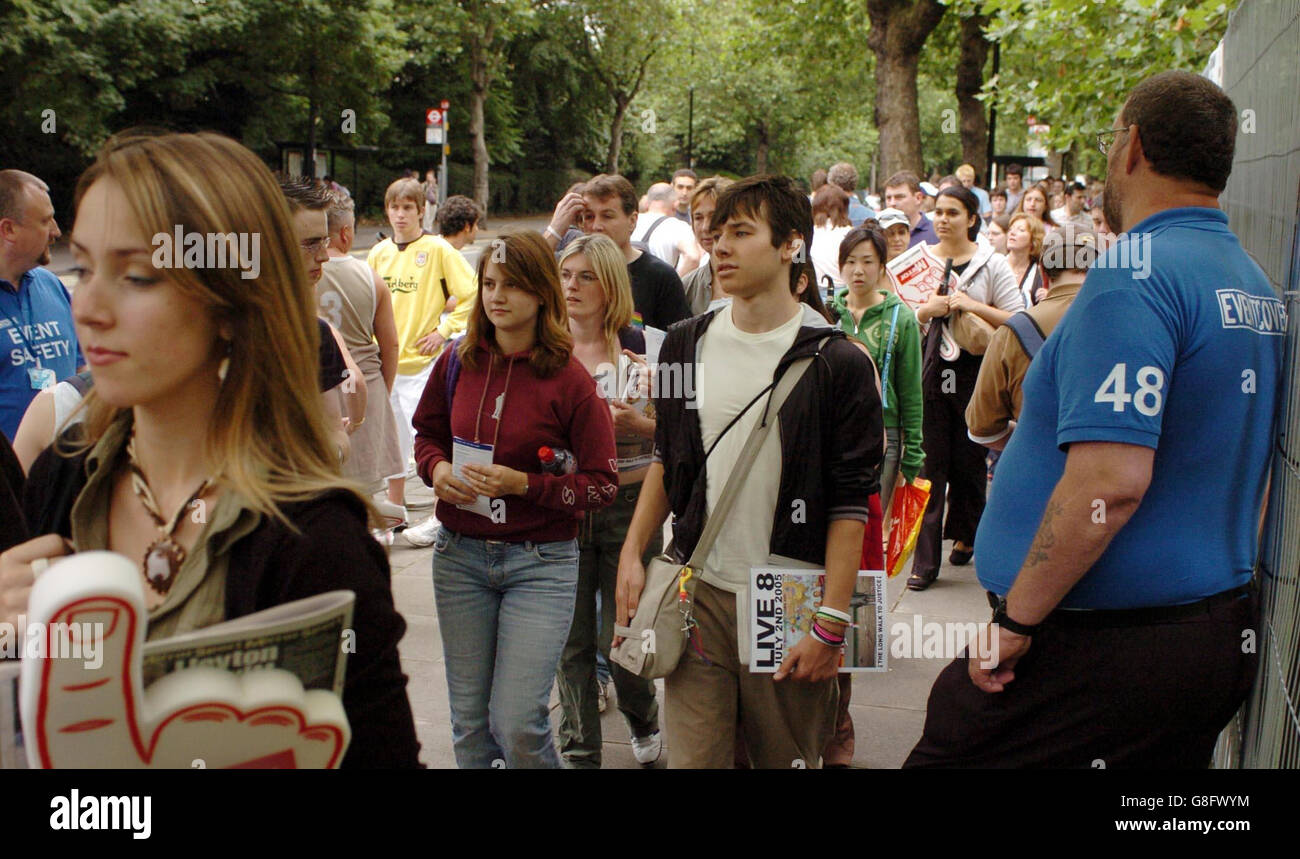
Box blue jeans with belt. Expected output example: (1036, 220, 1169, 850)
(431, 527, 580, 768)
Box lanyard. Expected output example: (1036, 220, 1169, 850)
(878, 304, 900, 409)
(472, 353, 514, 449)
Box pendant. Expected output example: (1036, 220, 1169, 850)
(143, 537, 187, 595)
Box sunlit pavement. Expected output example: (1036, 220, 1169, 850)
(386, 473, 989, 769)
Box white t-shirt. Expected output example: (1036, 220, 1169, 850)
(811, 224, 851, 293)
(697, 303, 804, 593)
(631, 213, 694, 269)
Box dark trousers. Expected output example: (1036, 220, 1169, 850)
(555, 483, 660, 768)
(903, 590, 1258, 768)
(913, 369, 986, 576)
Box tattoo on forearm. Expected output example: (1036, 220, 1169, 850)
(1023, 498, 1063, 568)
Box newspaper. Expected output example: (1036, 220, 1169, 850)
(141, 590, 354, 695)
(885, 242, 961, 360)
(749, 568, 886, 673)
(588, 325, 666, 473)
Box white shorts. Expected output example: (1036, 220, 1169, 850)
(388, 360, 435, 477)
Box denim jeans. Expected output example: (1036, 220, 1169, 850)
(555, 482, 661, 768)
(431, 527, 579, 769)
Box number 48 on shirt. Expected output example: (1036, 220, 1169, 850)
(1094, 363, 1166, 417)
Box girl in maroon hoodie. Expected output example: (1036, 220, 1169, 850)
(413, 230, 617, 768)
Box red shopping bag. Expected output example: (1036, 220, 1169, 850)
(886, 478, 932, 577)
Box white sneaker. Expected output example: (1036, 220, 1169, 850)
(596, 681, 608, 713)
(630, 730, 662, 766)
(373, 499, 408, 530)
(400, 515, 441, 548)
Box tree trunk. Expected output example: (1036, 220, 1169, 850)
(754, 119, 769, 174)
(956, 9, 991, 178)
(867, 0, 947, 180)
(469, 34, 491, 213)
(306, 96, 318, 176)
(606, 96, 628, 174)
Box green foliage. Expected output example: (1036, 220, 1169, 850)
(0, 0, 1235, 215)
(980, 0, 1231, 175)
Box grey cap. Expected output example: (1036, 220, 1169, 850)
(1041, 223, 1099, 274)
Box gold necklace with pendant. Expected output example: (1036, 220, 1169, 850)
(125, 430, 211, 596)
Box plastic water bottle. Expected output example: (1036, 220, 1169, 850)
(538, 446, 577, 475)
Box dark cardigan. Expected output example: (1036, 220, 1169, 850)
(23, 440, 423, 769)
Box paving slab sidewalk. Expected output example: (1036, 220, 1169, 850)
(388, 475, 989, 769)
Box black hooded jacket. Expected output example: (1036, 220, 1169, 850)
(654, 304, 883, 566)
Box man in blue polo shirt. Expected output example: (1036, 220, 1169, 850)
(905, 70, 1279, 768)
(0, 171, 81, 441)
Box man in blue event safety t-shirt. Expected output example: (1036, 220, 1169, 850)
(905, 70, 1283, 769)
(0, 171, 82, 441)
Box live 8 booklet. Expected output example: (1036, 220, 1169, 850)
(749, 568, 886, 673)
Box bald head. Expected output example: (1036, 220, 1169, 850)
(645, 182, 676, 215)
(0, 170, 60, 279)
(0, 170, 50, 222)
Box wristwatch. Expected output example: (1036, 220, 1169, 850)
(991, 596, 1039, 637)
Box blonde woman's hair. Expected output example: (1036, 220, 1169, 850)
(1008, 212, 1047, 261)
(70, 129, 369, 525)
(558, 233, 634, 366)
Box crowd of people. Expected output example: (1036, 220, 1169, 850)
(0, 69, 1281, 769)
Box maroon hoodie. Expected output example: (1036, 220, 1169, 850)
(413, 339, 618, 542)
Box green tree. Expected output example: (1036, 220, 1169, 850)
(449, 0, 539, 211)
(555, 0, 677, 174)
(867, 0, 948, 178)
(981, 0, 1231, 176)
(240, 0, 406, 169)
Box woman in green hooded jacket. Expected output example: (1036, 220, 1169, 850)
(830, 226, 925, 523)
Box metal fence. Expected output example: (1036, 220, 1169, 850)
(1213, 0, 1300, 769)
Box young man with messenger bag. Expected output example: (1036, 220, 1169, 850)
(612, 175, 882, 768)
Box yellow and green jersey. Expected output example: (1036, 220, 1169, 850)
(367, 234, 477, 375)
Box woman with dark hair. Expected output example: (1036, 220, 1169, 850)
(986, 214, 1010, 255)
(829, 228, 925, 523)
(794, 262, 837, 324)
(412, 230, 618, 768)
(908, 186, 1021, 591)
(810, 184, 853, 294)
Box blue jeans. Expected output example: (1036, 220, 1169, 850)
(431, 528, 580, 769)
